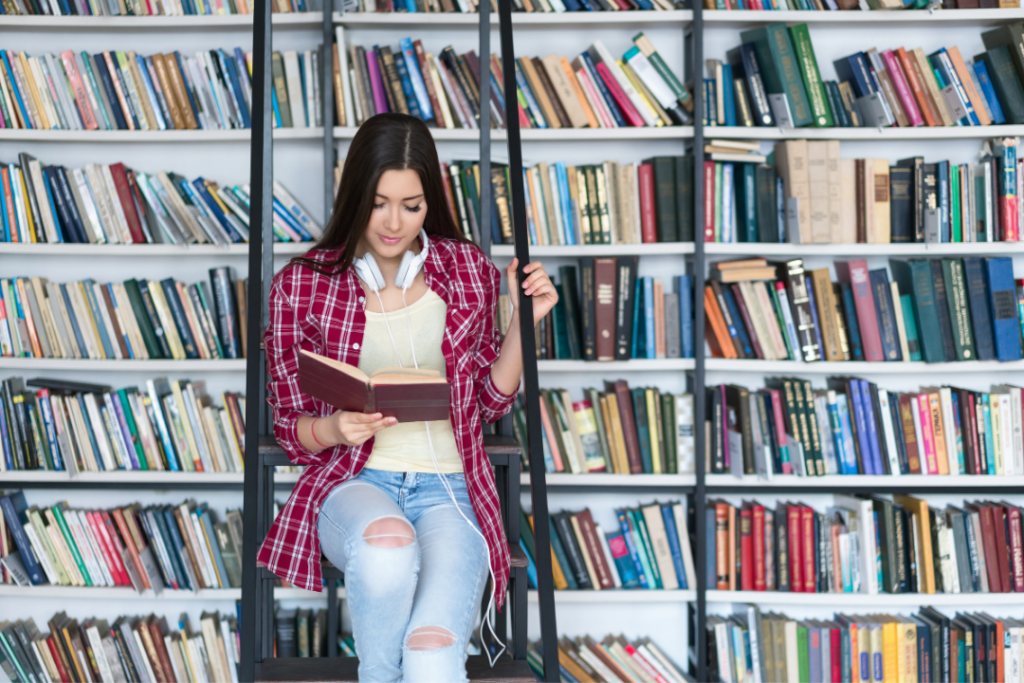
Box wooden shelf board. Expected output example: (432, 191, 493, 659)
(0, 242, 309, 256)
(491, 243, 694, 256)
(0, 358, 246, 371)
(705, 474, 1024, 488)
(706, 590, 1024, 606)
(704, 359, 1024, 374)
(703, 8, 1024, 25)
(706, 242, 1024, 257)
(704, 124, 1024, 140)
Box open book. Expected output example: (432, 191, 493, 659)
(298, 349, 450, 422)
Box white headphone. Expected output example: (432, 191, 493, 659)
(352, 228, 431, 293)
(351, 227, 506, 666)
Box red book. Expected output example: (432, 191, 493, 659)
(788, 505, 803, 592)
(593, 62, 644, 127)
(835, 259, 884, 362)
(715, 502, 729, 590)
(605, 380, 643, 475)
(60, 50, 98, 130)
(1, 167, 17, 241)
(86, 510, 127, 586)
(752, 502, 766, 591)
(967, 393, 983, 475)
(740, 504, 754, 591)
(976, 503, 1004, 592)
(731, 284, 764, 360)
(830, 626, 842, 683)
(47, 636, 71, 683)
(637, 163, 657, 243)
(767, 389, 791, 474)
(108, 162, 148, 243)
(704, 160, 716, 242)
(146, 618, 178, 683)
(518, 102, 531, 128)
(112, 507, 151, 590)
(992, 504, 1012, 593)
(801, 505, 815, 593)
(594, 258, 617, 361)
(1005, 503, 1024, 592)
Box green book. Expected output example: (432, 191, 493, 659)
(643, 157, 678, 242)
(797, 621, 811, 683)
(117, 389, 147, 470)
(270, 51, 292, 129)
(52, 503, 93, 587)
(632, 32, 691, 109)
(735, 163, 757, 243)
(660, 392, 677, 475)
(628, 508, 662, 589)
(674, 154, 694, 242)
(549, 515, 578, 589)
(889, 260, 944, 363)
(977, 46, 1024, 125)
(26, 400, 52, 470)
(788, 24, 833, 127)
(630, 387, 653, 473)
(899, 294, 922, 362)
(940, 259, 976, 362)
(214, 521, 242, 588)
(585, 388, 614, 473)
(558, 265, 582, 360)
(551, 283, 572, 360)
(951, 167, 961, 243)
(740, 23, 813, 128)
(122, 279, 163, 359)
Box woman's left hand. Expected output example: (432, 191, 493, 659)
(506, 257, 558, 326)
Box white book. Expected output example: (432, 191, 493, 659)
(26, 159, 59, 244)
(938, 388, 959, 474)
(303, 50, 316, 128)
(671, 502, 696, 591)
(74, 509, 115, 586)
(435, 58, 471, 129)
(184, 57, 214, 130)
(219, 409, 244, 474)
(75, 53, 111, 131)
(624, 49, 676, 111)
(62, 507, 103, 586)
(334, 28, 355, 127)
(83, 164, 116, 242)
(46, 53, 81, 131)
(592, 522, 621, 589)
(877, 390, 901, 476)
(71, 167, 104, 243)
(101, 392, 133, 469)
(84, 624, 115, 683)
(111, 283, 148, 360)
(197, 52, 229, 129)
(282, 51, 306, 129)
(834, 494, 878, 594)
(589, 40, 657, 127)
(181, 505, 215, 588)
(131, 629, 157, 683)
(910, 396, 927, 474)
(22, 521, 60, 585)
(99, 164, 133, 242)
(272, 180, 322, 237)
(1001, 394, 1014, 475)
(29, 57, 63, 129)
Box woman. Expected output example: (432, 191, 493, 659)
(257, 112, 557, 683)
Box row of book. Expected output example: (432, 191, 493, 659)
(271, 609, 334, 659)
(707, 605, 1020, 683)
(1, 271, 247, 360)
(335, 33, 692, 130)
(0, 377, 246, 475)
(0, 153, 320, 245)
(356, 0, 684, 13)
(0, 490, 245, 593)
(531, 634, 686, 683)
(0, 0, 311, 16)
(512, 380, 695, 475)
(521, 501, 697, 592)
(704, 257, 1024, 364)
(708, 22, 1024, 131)
(705, 139, 1023, 245)
(709, 378, 1024, 479)
(0, 612, 239, 683)
(707, 495, 1024, 597)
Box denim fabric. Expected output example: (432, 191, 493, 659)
(317, 467, 490, 683)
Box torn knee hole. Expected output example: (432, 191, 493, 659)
(363, 517, 415, 548)
(406, 627, 456, 651)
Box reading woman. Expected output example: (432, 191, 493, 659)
(257, 112, 557, 683)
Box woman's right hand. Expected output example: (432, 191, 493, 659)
(317, 410, 397, 448)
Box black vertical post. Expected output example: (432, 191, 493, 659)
(495, 1, 558, 679)
(479, 0, 492, 258)
(323, 0, 335, 222)
(241, 0, 273, 676)
(690, 3, 706, 682)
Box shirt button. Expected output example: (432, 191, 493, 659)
(353, 342, 360, 350)
(358, 296, 365, 303)
(314, 506, 319, 513)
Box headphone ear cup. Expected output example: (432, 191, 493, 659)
(354, 253, 386, 292)
(396, 250, 418, 291)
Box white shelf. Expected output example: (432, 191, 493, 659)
(0, 358, 246, 371)
(536, 359, 694, 372)
(706, 590, 1024, 606)
(526, 473, 696, 486)
(0, 11, 323, 30)
(704, 359, 1024, 374)
(0, 242, 310, 256)
(333, 126, 693, 141)
(0, 128, 324, 143)
(530, 589, 696, 603)
(0, 470, 244, 484)
(703, 8, 1024, 26)
(0, 584, 327, 600)
(705, 474, 1024, 488)
(706, 124, 1024, 140)
(334, 9, 692, 25)
(491, 243, 694, 257)
(706, 242, 1024, 257)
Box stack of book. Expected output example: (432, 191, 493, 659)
(0, 377, 246, 474)
(707, 605, 1021, 683)
(513, 382, 695, 474)
(708, 22, 1024, 130)
(708, 379, 1024, 478)
(508, 261, 694, 362)
(521, 501, 697, 591)
(528, 633, 686, 683)
(706, 138, 1024, 244)
(0, 153, 319, 244)
(0, 612, 239, 683)
(707, 495, 1024, 595)
(270, 608, 332, 658)
(0, 0, 312, 15)
(0, 490, 245, 591)
(335, 34, 692, 129)
(1, 270, 248, 360)
(704, 258, 1024, 364)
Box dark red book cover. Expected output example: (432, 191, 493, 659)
(108, 162, 147, 244)
(594, 258, 617, 362)
(1004, 503, 1024, 592)
(976, 503, 1004, 592)
(147, 618, 178, 683)
(604, 380, 643, 474)
(576, 509, 615, 590)
(992, 504, 1012, 593)
(752, 502, 766, 591)
(767, 389, 791, 474)
(835, 259, 884, 362)
(801, 504, 815, 593)
(830, 626, 841, 683)
(788, 504, 803, 592)
(740, 504, 754, 591)
(299, 349, 450, 423)
(898, 394, 922, 474)
(704, 160, 715, 242)
(638, 163, 657, 243)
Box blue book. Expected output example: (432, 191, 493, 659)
(272, 197, 313, 240)
(195, 178, 243, 242)
(840, 282, 864, 361)
(833, 53, 875, 98)
(0, 170, 9, 241)
(519, 538, 538, 589)
(835, 394, 858, 475)
(722, 63, 737, 127)
(489, 72, 505, 112)
(973, 60, 1005, 125)
(868, 268, 901, 362)
(938, 48, 980, 126)
(848, 380, 874, 475)
(137, 508, 177, 588)
(776, 176, 785, 242)
(160, 278, 200, 359)
(826, 396, 846, 473)
(393, 53, 424, 120)
(1, 51, 32, 130)
(631, 274, 643, 359)
(108, 392, 140, 469)
(705, 505, 717, 589)
(937, 161, 950, 242)
(514, 63, 548, 129)
(616, 510, 649, 589)
(91, 54, 128, 130)
(42, 170, 63, 242)
(982, 395, 996, 473)
(0, 491, 45, 584)
(271, 84, 282, 128)
(580, 51, 626, 127)
(659, 504, 687, 589)
(643, 276, 655, 359)
(174, 52, 204, 129)
(80, 279, 116, 359)
(735, 163, 757, 243)
(157, 507, 191, 590)
(134, 54, 167, 130)
(109, 55, 141, 130)
(804, 276, 826, 361)
(0, 383, 12, 470)
(857, 380, 884, 476)
(556, 163, 575, 245)
(548, 516, 578, 589)
(678, 275, 694, 359)
(59, 283, 88, 358)
(604, 531, 639, 588)
(561, 0, 582, 11)
(984, 257, 1022, 361)
(399, 38, 433, 120)
(722, 288, 753, 357)
(219, 50, 251, 129)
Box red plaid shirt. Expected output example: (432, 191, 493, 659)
(257, 236, 517, 607)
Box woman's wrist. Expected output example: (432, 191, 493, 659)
(310, 417, 329, 449)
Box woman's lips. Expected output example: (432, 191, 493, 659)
(379, 234, 402, 246)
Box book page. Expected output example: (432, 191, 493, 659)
(370, 366, 447, 385)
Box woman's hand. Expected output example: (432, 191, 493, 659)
(315, 410, 397, 448)
(505, 257, 558, 326)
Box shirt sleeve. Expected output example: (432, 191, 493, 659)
(473, 257, 518, 424)
(264, 270, 336, 466)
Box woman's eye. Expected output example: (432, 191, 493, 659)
(405, 205, 422, 213)
(373, 203, 385, 210)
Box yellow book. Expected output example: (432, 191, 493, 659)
(891, 615, 905, 683)
(199, 516, 225, 588)
(171, 380, 203, 472)
(20, 54, 51, 130)
(71, 282, 104, 359)
(17, 167, 36, 242)
(899, 617, 917, 683)
(575, 166, 592, 244)
(605, 392, 630, 475)
(528, 514, 568, 590)
(894, 495, 935, 594)
(146, 280, 186, 360)
(598, 396, 622, 475)
(927, 392, 950, 475)
(882, 618, 898, 683)
(991, 393, 1005, 475)
(645, 388, 661, 474)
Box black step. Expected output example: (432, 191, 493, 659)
(259, 435, 520, 468)
(255, 654, 534, 682)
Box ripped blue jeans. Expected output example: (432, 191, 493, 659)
(317, 467, 490, 683)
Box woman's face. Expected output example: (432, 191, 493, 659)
(361, 168, 428, 262)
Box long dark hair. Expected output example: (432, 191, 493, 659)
(291, 113, 471, 275)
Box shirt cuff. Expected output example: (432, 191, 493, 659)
(479, 373, 518, 423)
(276, 414, 322, 463)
